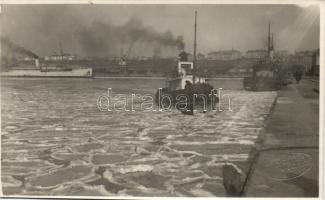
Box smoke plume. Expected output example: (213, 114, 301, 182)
(1, 37, 39, 58)
(76, 18, 185, 57)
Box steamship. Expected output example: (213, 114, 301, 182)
(0, 57, 93, 78)
(155, 11, 218, 115)
(243, 22, 287, 91)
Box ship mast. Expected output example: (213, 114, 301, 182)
(193, 11, 197, 84)
(267, 21, 275, 60)
(267, 22, 270, 57)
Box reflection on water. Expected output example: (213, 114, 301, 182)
(1, 77, 276, 196)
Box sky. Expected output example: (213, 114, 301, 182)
(1, 4, 320, 57)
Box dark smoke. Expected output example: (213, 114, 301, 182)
(1, 36, 39, 58)
(76, 18, 185, 57)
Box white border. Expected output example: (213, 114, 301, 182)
(0, 1, 324, 200)
(0, 0, 323, 4)
(319, 1, 324, 200)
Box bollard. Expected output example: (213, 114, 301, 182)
(222, 163, 246, 196)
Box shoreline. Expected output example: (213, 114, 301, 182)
(94, 76, 245, 80)
(1, 76, 245, 80)
(244, 80, 319, 197)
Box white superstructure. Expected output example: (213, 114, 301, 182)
(167, 61, 206, 91)
(0, 68, 93, 78)
(1, 58, 93, 78)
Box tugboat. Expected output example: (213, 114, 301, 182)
(155, 11, 218, 115)
(243, 22, 287, 91)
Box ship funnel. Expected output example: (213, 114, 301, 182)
(35, 58, 40, 69)
(179, 51, 188, 61)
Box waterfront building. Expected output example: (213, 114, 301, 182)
(207, 49, 242, 60)
(44, 53, 78, 61)
(245, 49, 268, 59)
(274, 50, 289, 61)
(288, 50, 313, 73)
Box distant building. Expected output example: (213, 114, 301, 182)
(313, 49, 320, 67)
(289, 50, 314, 73)
(274, 50, 289, 61)
(228, 68, 253, 77)
(245, 49, 268, 59)
(137, 56, 151, 61)
(207, 50, 242, 60)
(311, 49, 320, 76)
(44, 53, 78, 61)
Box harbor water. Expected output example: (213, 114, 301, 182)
(1, 77, 277, 196)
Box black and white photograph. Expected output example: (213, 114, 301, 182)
(0, 1, 323, 198)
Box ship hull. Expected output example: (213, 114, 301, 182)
(243, 76, 281, 91)
(0, 68, 93, 78)
(155, 83, 219, 115)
